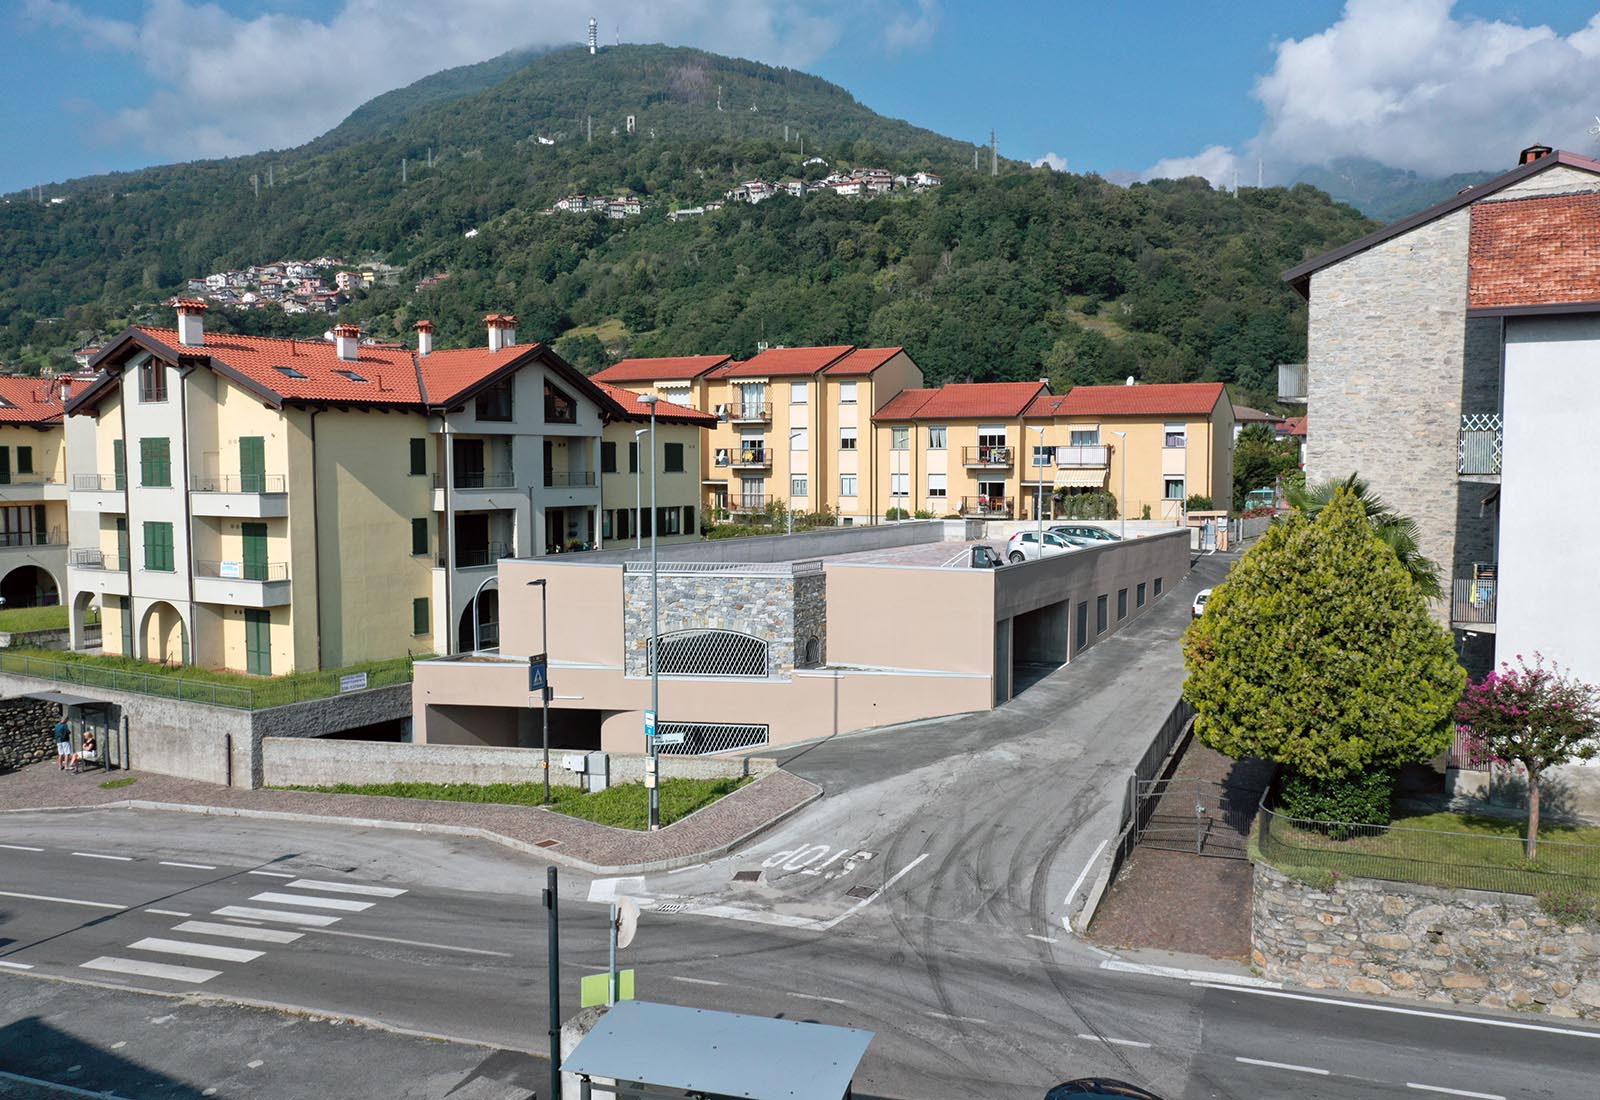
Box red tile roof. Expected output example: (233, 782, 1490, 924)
(876, 382, 1047, 420)
(824, 347, 905, 375)
(718, 345, 854, 378)
(1232, 404, 1283, 424)
(1027, 382, 1226, 418)
(594, 381, 716, 425)
(139, 327, 425, 404)
(0, 377, 66, 425)
(1279, 415, 1307, 437)
(418, 345, 539, 405)
(592, 355, 731, 383)
(1468, 191, 1600, 311)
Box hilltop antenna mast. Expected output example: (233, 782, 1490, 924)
(1257, 159, 1263, 188)
(267, 164, 274, 188)
(990, 130, 998, 176)
(973, 147, 979, 171)
(402, 157, 408, 184)
(717, 85, 723, 112)
(587, 116, 593, 143)
(427, 146, 434, 169)
(588, 17, 597, 54)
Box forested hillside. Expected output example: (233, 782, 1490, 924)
(0, 44, 1375, 404)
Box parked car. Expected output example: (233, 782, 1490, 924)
(1007, 530, 1078, 563)
(1049, 524, 1119, 543)
(1046, 1079, 1165, 1100)
(1192, 588, 1213, 618)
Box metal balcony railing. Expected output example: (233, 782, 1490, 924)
(1278, 362, 1307, 403)
(0, 529, 63, 549)
(435, 470, 516, 490)
(1452, 566, 1497, 625)
(192, 474, 288, 493)
(730, 448, 770, 468)
(962, 446, 1013, 467)
(194, 559, 290, 582)
(728, 495, 767, 512)
(0, 473, 63, 487)
(720, 402, 773, 423)
(70, 549, 122, 570)
(73, 474, 124, 492)
(959, 496, 1014, 518)
(1055, 444, 1110, 468)
(447, 542, 511, 568)
(1458, 414, 1502, 476)
(544, 470, 596, 488)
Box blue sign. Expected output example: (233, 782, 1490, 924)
(529, 654, 548, 694)
(644, 709, 657, 740)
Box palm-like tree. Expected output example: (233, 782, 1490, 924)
(1286, 473, 1442, 597)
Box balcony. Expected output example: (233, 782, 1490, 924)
(70, 473, 125, 512)
(959, 495, 1014, 519)
(544, 470, 596, 488)
(445, 542, 512, 570)
(1055, 445, 1110, 468)
(0, 530, 64, 551)
(68, 548, 128, 596)
(1278, 362, 1307, 403)
(1458, 414, 1502, 478)
(962, 446, 1013, 469)
(730, 448, 771, 470)
(192, 559, 291, 608)
(0, 474, 67, 502)
(435, 470, 516, 490)
(1451, 565, 1497, 631)
(727, 495, 768, 514)
(721, 402, 773, 425)
(191, 474, 289, 518)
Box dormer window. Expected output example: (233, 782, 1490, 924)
(274, 365, 308, 379)
(543, 380, 576, 424)
(475, 377, 513, 422)
(139, 362, 167, 403)
(334, 369, 368, 383)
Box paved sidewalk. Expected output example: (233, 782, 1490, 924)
(0, 762, 819, 874)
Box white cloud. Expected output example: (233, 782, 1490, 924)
(23, 0, 935, 161)
(1145, 0, 1600, 183)
(882, 0, 940, 53)
(1031, 152, 1068, 172)
(1143, 145, 1241, 189)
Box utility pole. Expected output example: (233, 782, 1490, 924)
(402, 158, 407, 184)
(587, 115, 592, 143)
(991, 130, 998, 177)
(973, 148, 979, 172)
(267, 164, 273, 188)
(543, 867, 561, 1100)
(427, 146, 434, 169)
(641, 395, 662, 832)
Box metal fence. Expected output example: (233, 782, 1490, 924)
(0, 651, 412, 711)
(1257, 804, 1600, 896)
(192, 474, 288, 493)
(655, 720, 769, 756)
(1451, 568, 1497, 625)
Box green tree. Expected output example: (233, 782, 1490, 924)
(1183, 489, 1465, 786)
(1456, 655, 1600, 858)
(1232, 422, 1297, 510)
(1287, 473, 1440, 597)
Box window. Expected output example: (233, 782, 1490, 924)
(1164, 422, 1187, 448)
(839, 426, 857, 450)
(1032, 445, 1054, 467)
(409, 438, 427, 476)
(139, 438, 171, 487)
(664, 442, 685, 473)
(1097, 594, 1109, 634)
(1070, 428, 1099, 446)
(1118, 588, 1128, 620)
(334, 369, 368, 383)
(412, 597, 430, 636)
(1137, 582, 1146, 606)
(639, 508, 652, 538)
(838, 381, 857, 404)
(616, 509, 632, 540)
(142, 521, 174, 572)
(891, 427, 909, 451)
(628, 442, 639, 474)
(543, 380, 576, 423)
(789, 428, 808, 452)
(682, 505, 695, 533)
(927, 473, 947, 499)
(273, 365, 307, 380)
(601, 441, 617, 474)
(890, 472, 909, 497)
(1075, 601, 1089, 651)
(658, 507, 681, 535)
(790, 381, 807, 405)
(411, 518, 429, 556)
(977, 427, 1007, 448)
(602, 510, 614, 540)
(1154, 577, 1164, 597)
(16, 447, 31, 475)
(1164, 478, 1185, 500)
(476, 378, 513, 421)
(791, 475, 809, 498)
(139, 362, 167, 402)
(840, 474, 858, 497)
(927, 426, 947, 450)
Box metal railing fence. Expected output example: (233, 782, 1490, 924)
(194, 559, 290, 582)
(435, 470, 516, 490)
(192, 474, 288, 493)
(1451, 567, 1497, 625)
(1458, 413, 1502, 476)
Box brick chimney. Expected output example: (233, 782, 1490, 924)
(332, 323, 361, 362)
(1519, 143, 1553, 165)
(174, 298, 208, 347)
(485, 313, 517, 353)
(413, 319, 435, 357)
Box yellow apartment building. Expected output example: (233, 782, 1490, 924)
(593, 381, 714, 545)
(0, 377, 72, 609)
(65, 302, 650, 673)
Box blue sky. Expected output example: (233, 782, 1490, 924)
(7, 1, 1600, 193)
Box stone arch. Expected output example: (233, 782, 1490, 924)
(458, 585, 500, 652)
(69, 590, 98, 652)
(0, 564, 60, 609)
(139, 600, 189, 665)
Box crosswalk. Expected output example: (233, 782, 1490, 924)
(77, 873, 408, 986)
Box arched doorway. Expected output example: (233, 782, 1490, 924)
(70, 591, 99, 653)
(140, 601, 189, 665)
(0, 565, 59, 609)
(458, 587, 500, 652)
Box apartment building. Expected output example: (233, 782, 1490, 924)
(64, 302, 641, 672)
(592, 346, 924, 522)
(0, 377, 71, 609)
(594, 382, 715, 545)
(1284, 144, 1600, 682)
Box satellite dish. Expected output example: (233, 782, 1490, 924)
(1125, 376, 1135, 386)
(615, 895, 640, 950)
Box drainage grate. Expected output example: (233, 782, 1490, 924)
(535, 839, 560, 849)
(732, 870, 763, 883)
(654, 902, 686, 914)
(845, 885, 877, 900)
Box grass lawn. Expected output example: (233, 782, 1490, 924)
(279, 777, 750, 830)
(0, 606, 97, 633)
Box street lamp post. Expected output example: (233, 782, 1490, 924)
(1027, 425, 1046, 548)
(632, 428, 648, 549)
(1110, 430, 1127, 540)
(525, 578, 551, 805)
(641, 395, 662, 831)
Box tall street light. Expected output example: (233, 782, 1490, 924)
(1110, 430, 1127, 540)
(1027, 425, 1046, 549)
(640, 394, 662, 831)
(632, 427, 648, 549)
(525, 578, 551, 805)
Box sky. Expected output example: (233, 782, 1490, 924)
(6, 0, 1600, 194)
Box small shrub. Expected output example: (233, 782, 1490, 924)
(1052, 490, 1118, 520)
(1289, 867, 1342, 891)
(884, 507, 910, 520)
(1186, 493, 1214, 511)
(1141, 504, 1151, 519)
(1280, 768, 1396, 834)
(913, 509, 934, 519)
(1537, 887, 1599, 925)
(1241, 505, 1277, 519)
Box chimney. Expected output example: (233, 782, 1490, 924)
(1519, 143, 1553, 165)
(485, 313, 517, 353)
(413, 319, 435, 357)
(174, 298, 208, 347)
(333, 323, 361, 362)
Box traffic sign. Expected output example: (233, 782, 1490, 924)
(644, 709, 656, 739)
(655, 730, 685, 746)
(529, 653, 548, 693)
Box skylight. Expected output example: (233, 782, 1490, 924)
(0, 396, 16, 409)
(274, 365, 308, 379)
(334, 369, 369, 383)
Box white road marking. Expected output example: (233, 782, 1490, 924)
(789, 992, 848, 1005)
(1061, 838, 1109, 929)
(144, 909, 191, 917)
(682, 904, 822, 929)
(246, 1060, 264, 1069)
(174, 921, 302, 944)
(665, 864, 699, 874)
(80, 956, 220, 984)
(0, 1069, 128, 1098)
(1235, 1057, 1329, 1076)
(1407, 1085, 1505, 1100)
(1102, 959, 1280, 988)
(128, 937, 264, 963)
(250, 891, 373, 912)
(671, 976, 724, 986)
(1193, 982, 1600, 1040)
(223, 917, 264, 926)
(0, 960, 35, 970)
(1077, 1033, 1151, 1048)
(296, 927, 512, 957)
(1025, 933, 1058, 943)
(247, 870, 295, 878)
(925, 1011, 987, 1025)
(159, 861, 216, 870)
(0, 844, 44, 852)
(0, 890, 124, 911)
(213, 905, 340, 927)
(819, 853, 929, 931)
(284, 878, 406, 898)
(71, 852, 133, 862)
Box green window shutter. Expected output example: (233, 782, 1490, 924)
(16, 446, 32, 475)
(601, 441, 616, 474)
(112, 440, 126, 490)
(239, 436, 265, 492)
(664, 442, 684, 473)
(143, 521, 174, 572)
(412, 597, 429, 635)
(411, 517, 429, 556)
(409, 438, 427, 476)
(140, 438, 170, 487)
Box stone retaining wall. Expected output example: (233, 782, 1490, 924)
(0, 698, 59, 771)
(1252, 862, 1600, 1018)
(0, 625, 101, 651)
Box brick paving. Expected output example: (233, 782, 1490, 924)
(0, 761, 820, 873)
(1087, 740, 1272, 961)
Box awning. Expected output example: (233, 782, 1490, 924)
(563, 1001, 874, 1100)
(23, 691, 112, 708)
(1056, 469, 1108, 489)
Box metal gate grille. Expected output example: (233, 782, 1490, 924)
(1130, 777, 1254, 859)
(1458, 413, 1502, 475)
(652, 629, 768, 677)
(656, 721, 769, 756)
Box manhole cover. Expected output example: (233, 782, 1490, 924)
(845, 885, 876, 900)
(654, 902, 686, 914)
(732, 870, 763, 883)
(535, 839, 560, 849)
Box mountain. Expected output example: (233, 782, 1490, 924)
(1285, 158, 1497, 223)
(0, 45, 1375, 406)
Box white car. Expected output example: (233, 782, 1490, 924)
(1192, 588, 1213, 618)
(1006, 530, 1078, 563)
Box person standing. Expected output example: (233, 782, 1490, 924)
(53, 716, 72, 771)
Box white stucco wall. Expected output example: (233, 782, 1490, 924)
(1499, 315, 1600, 689)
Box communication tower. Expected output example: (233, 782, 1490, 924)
(588, 18, 598, 54)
